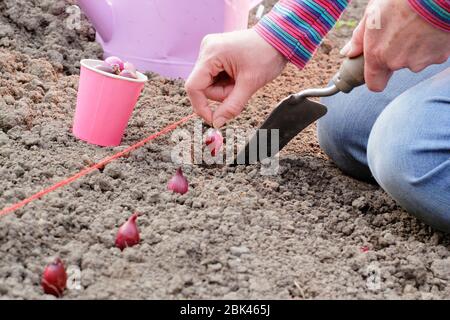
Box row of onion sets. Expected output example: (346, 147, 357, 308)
(41, 129, 223, 297)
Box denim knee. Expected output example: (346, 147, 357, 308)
(317, 90, 377, 181)
(318, 61, 450, 184)
(367, 75, 450, 232)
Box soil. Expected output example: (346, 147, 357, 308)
(0, 0, 448, 300)
(0, 0, 102, 75)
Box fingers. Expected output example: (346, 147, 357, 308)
(341, 16, 366, 57)
(185, 59, 223, 125)
(185, 69, 213, 124)
(204, 83, 234, 102)
(186, 29, 286, 127)
(364, 26, 393, 92)
(212, 79, 252, 128)
(364, 59, 393, 92)
(341, 14, 392, 91)
(341, 12, 391, 91)
(187, 89, 214, 124)
(187, 63, 249, 128)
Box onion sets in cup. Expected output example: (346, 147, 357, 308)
(95, 56, 138, 79)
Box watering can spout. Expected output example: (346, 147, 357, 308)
(77, 0, 113, 43)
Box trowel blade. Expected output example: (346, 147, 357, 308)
(235, 95, 328, 165)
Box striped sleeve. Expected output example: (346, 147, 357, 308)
(408, 0, 450, 32)
(254, 0, 349, 69)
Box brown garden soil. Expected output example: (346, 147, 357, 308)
(0, 0, 449, 299)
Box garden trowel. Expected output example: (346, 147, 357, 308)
(235, 55, 365, 165)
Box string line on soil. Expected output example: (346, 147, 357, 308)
(0, 113, 197, 218)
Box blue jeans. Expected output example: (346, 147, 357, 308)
(318, 60, 450, 232)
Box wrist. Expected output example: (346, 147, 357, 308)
(251, 28, 288, 66)
(253, 0, 348, 70)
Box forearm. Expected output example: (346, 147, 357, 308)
(256, 0, 450, 70)
(254, 0, 349, 69)
(408, 0, 450, 32)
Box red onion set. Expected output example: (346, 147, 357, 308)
(115, 213, 140, 251)
(41, 258, 67, 297)
(95, 56, 138, 79)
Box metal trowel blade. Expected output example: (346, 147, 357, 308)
(235, 96, 328, 165)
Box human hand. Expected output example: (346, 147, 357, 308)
(341, 0, 450, 91)
(185, 29, 287, 128)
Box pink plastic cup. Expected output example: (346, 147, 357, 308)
(73, 59, 148, 147)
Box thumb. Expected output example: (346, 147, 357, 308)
(340, 16, 366, 58)
(212, 79, 252, 128)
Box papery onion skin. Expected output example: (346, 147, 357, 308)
(41, 258, 68, 297)
(95, 61, 115, 74)
(205, 129, 224, 157)
(167, 168, 189, 195)
(115, 213, 140, 251)
(119, 69, 138, 79)
(105, 56, 124, 74)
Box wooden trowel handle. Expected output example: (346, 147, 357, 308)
(332, 55, 365, 93)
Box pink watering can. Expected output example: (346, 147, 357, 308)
(77, 0, 263, 79)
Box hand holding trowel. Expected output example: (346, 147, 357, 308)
(235, 55, 365, 165)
